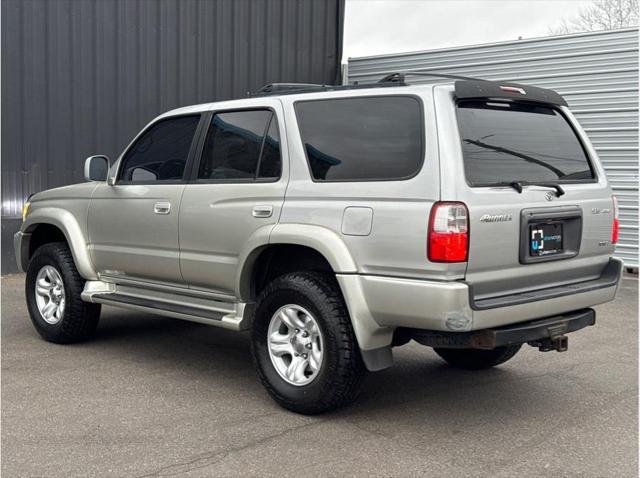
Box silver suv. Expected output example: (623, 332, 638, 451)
(15, 74, 623, 414)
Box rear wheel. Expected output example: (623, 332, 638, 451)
(251, 271, 365, 414)
(434, 345, 521, 370)
(26, 242, 101, 344)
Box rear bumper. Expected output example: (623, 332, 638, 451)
(402, 308, 595, 350)
(336, 258, 622, 351)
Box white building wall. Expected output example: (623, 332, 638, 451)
(347, 28, 639, 267)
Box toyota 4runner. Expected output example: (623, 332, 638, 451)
(15, 74, 623, 414)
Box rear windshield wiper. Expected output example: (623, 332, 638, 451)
(463, 138, 566, 178)
(491, 181, 565, 197)
(527, 181, 565, 197)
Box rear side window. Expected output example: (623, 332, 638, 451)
(457, 100, 594, 185)
(295, 96, 423, 181)
(197, 110, 281, 181)
(120, 115, 200, 182)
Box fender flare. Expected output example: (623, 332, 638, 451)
(268, 223, 358, 272)
(23, 208, 98, 280)
(235, 223, 358, 301)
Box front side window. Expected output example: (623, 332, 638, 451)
(197, 110, 281, 180)
(457, 100, 595, 185)
(119, 115, 200, 182)
(295, 96, 423, 181)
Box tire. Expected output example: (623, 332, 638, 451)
(434, 344, 521, 370)
(25, 242, 101, 344)
(251, 271, 365, 414)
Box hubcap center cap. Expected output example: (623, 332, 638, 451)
(290, 335, 311, 355)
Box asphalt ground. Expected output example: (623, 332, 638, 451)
(2, 273, 638, 477)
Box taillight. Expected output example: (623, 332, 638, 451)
(428, 202, 469, 262)
(612, 195, 620, 245)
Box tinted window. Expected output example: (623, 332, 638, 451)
(258, 117, 281, 179)
(457, 101, 594, 184)
(295, 96, 423, 181)
(198, 110, 281, 180)
(120, 115, 200, 182)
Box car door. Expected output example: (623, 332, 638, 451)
(179, 101, 288, 295)
(88, 114, 204, 285)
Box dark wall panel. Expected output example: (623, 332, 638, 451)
(1, 0, 344, 273)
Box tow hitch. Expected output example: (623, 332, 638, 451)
(528, 323, 570, 352)
(529, 335, 569, 352)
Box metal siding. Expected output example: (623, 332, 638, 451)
(1, 0, 344, 273)
(348, 28, 639, 268)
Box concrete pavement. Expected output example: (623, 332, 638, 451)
(2, 273, 637, 477)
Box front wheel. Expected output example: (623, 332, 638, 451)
(434, 345, 521, 370)
(25, 242, 101, 344)
(251, 272, 365, 414)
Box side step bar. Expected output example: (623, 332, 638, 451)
(93, 293, 224, 319)
(84, 281, 252, 331)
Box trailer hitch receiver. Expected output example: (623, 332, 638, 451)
(529, 335, 568, 352)
(529, 323, 569, 352)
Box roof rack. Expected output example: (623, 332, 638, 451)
(251, 72, 566, 106)
(251, 71, 484, 97)
(251, 80, 404, 97)
(378, 71, 484, 84)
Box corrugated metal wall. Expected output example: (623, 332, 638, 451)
(1, 0, 344, 273)
(347, 28, 639, 268)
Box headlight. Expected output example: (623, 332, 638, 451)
(22, 202, 30, 222)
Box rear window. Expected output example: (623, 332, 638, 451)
(457, 100, 595, 185)
(295, 96, 423, 181)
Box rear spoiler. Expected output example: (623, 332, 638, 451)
(455, 80, 567, 107)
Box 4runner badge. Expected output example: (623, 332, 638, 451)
(480, 214, 513, 223)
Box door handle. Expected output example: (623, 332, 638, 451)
(154, 202, 171, 215)
(252, 205, 273, 218)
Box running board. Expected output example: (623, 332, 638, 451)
(83, 281, 252, 331)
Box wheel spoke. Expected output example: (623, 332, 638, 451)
(280, 307, 304, 330)
(309, 343, 322, 371)
(57, 299, 65, 318)
(37, 277, 52, 289)
(42, 301, 57, 319)
(303, 314, 315, 332)
(286, 355, 309, 382)
(36, 284, 50, 297)
(44, 267, 56, 283)
(269, 332, 292, 357)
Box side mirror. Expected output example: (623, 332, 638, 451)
(84, 155, 110, 182)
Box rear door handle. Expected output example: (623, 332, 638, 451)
(252, 205, 273, 218)
(154, 202, 171, 215)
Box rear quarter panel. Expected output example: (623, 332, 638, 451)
(278, 88, 465, 281)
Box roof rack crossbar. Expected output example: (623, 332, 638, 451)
(251, 81, 405, 97)
(252, 72, 486, 97)
(379, 72, 484, 84)
(256, 83, 325, 94)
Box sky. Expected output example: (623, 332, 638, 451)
(344, 0, 595, 60)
